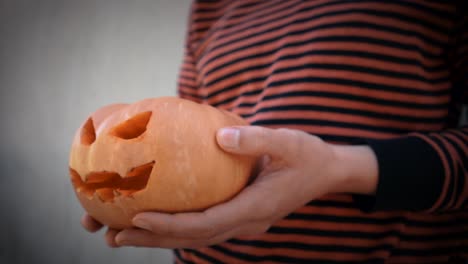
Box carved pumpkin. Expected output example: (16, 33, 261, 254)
(69, 97, 255, 229)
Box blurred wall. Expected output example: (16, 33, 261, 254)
(0, 0, 191, 263)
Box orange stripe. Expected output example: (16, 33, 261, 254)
(200, 26, 445, 77)
(215, 242, 390, 262)
(204, 56, 450, 100)
(238, 231, 399, 249)
(388, 255, 450, 264)
(295, 200, 468, 221)
(275, 218, 466, 237)
(444, 133, 468, 209)
(398, 239, 468, 251)
(194, 247, 254, 264)
(206, 81, 450, 110)
(448, 129, 468, 149)
(178, 86, 198, 95)
(236, 96, 448, 119)
(178, 79, 197, 87)
(196, 1, 450, 64)
(267, 68, 450, 92)
(178, 249, 212, 264)
(432, 133, 461, 210)
(244, 110, 444, 131)
(203, 51, 449, 88)
(191, 1, 280, 53)
(202, 39, 446, 82)
(246, 123, 398, 139)
(415, 134, 452, 211)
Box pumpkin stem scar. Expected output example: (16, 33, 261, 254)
(69, 161, 155, 203)
(110, 111, 152, 140)
(80, 118, 96, 145)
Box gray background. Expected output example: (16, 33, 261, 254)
(0, 0, 191, 263)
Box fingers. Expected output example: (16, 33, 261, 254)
(105, 228, 120, 248)
(115, 228, 223, 249)
(131, 182, 269, 239)
(132, 211, 222, 239)
(81, 214, 103, 233)
(115, 222, 268, 249)
(81, 214, 121, 248)
(217, 126, 298, 158)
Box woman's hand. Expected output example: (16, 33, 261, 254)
(82, 126, 378, 249)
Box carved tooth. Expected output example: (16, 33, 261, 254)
(95, 192, 104, 202)
(96, 189, 114, 203)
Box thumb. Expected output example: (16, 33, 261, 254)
(216, 126, 287, 157)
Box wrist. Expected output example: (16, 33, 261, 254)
(329, 144, 379, 195)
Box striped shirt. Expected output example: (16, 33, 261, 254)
(175, 1, 468, 263)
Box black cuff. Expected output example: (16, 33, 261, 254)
(352, 135, 445, 212)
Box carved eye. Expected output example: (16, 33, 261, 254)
(110, 111, 152, 139)
(80, 118, 96, 145)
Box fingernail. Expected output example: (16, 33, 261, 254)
(133, 218, 151, 231)
(218, 128, 240, 149)
(115, 233, 127, 246)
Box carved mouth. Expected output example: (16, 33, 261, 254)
(69, 161, 155, 202)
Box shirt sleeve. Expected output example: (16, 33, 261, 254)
(177, 2, 202, 103)
(354, 9, 468, 213)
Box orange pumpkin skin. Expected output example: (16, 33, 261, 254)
(69, 97, 255, 229)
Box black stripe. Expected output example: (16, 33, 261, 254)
(206, 75, 450, 105)
(191, 0, 298, 36)
(260, 90, 449, 110)
(221, 91, 448, 111)
(303, 134, 376, 144)
(284, 212, 467, 228)
(227, 238, 392, 254)
(251, 118, 421, 134)
(203, 22, 443, 72)
(254, 118, 393, 132)
(209, 244, 385, 264)
(179, 75, 196, 82)
(463, 198, 468, 209)
(454, 162, 465, 210)
(192, 1, 262, 23)
(268, 226, 468, 241)
(179, 67, 196, 74)
(194, 2, 261, 14)
(178, 90, 202, 100)
(193, 0, 453, 33)
(377, 0, 453, 18)
(212, 91, 448, 120)
(178, 86, 197, 92)
(267, 76, 450, 96)
(224, 239, 467, 257)
(182, 248, 225, 264)
(445, 131, 468, 154)
(429, 135, 457, 210)
(240, 103, 446, 124)
(392, 245, 467, 256)
(306, 199, 356, 208)
(205, 48, 445, 80)
(178, 84, 198, 90)
(200, 4, 450, 67)
(443, 134, 468, 209)
(173, 249, 196, 264)
(206, 61, 449, 89)
(217, 1, 280, 21)
(202, 0, 450, 57)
